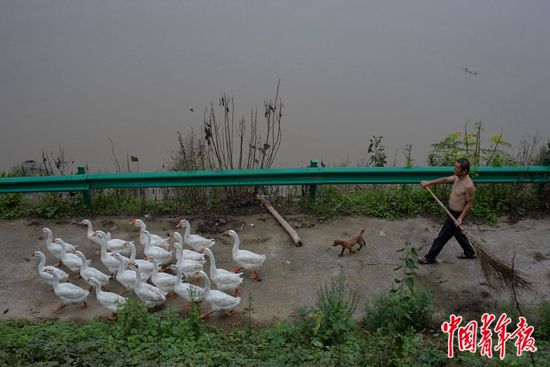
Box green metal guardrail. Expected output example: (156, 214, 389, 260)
(1, 164, 549, 207)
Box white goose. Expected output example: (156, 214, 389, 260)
(127, 241, 155, 276)
(43, 228, 77, 265)
(132, 265, 166, 308)
(89, 277, 126, 314)
(113, 253, 147, 291)
(150, 259, 177, 295)
(172, 242, 205, 282)
(80, 219, 111, 250)
(203, 248, 243, 295)
(131, 219, 172, 250)
(33, 251, 69, 289)
(44, 269, 89, 311)
(56, 239, 87, 273)
(197, 271, 240, 318)
(143, 230, 173, 265)
(225, 230, 266, 281)
(75, 251, 110, 287)
(95, 232, 128, 275)
(94, 230, 132, 256)
(176, 219, 215, 251)
(172, 232, 206, 262)
(173, 267, 204, 305)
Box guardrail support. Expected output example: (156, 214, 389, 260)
(77, 166, 92, 209)
(308, 160, 318, 201)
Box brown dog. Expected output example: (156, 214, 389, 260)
(333, 229, 366, 257)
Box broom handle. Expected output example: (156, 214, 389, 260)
(424, 186, 465, 231)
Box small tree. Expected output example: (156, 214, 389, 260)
(367, 136, 387, 167)
(427, 121, 513, 167)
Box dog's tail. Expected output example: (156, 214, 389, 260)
(359, 228, 365, 235)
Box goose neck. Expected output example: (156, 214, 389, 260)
(44, 229, 52, 245)
(85, 223, 94, 238)
(129, 244, 136, 262)
(183, 222, 191, 239)
(206, 251, 217, 272)
(202, 273, 210, 294)
(36, 253, 46, 273)
(231, 233, 240, 255)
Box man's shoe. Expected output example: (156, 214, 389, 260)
(457, 253, 477, 259)
(418, 256, 433, 265)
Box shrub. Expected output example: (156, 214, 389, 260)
(364, 288, 434, 334)
(296, 269, 358, 346)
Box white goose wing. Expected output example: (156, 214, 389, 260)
(235, 250, 266, 265)
(137, 283, 166, 304)
(214, 269, 243, 284)
(208, 290, 241, 310)
(56, 283, 89, 301)
(186, 235, 215, 248)
(40, 266, 69, 283)
(82, 267, 110, 285)
(98, 292, 126, 312)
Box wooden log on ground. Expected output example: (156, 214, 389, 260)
(259, 195, 303, 247)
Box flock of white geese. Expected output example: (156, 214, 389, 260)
(33, 218, 267, 318)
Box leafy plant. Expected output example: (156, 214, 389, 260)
(391, 241, 419, 295)
(428, 121, 513, 167)
(364, 244, 434, 333)
(367, 135, 387, 167)
(297, 269, 358, 346)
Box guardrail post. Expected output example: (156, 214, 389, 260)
(77, 166, 92, 209)
(540, 146, 550, 197)
(543, 143, 550, 166)
(308, 160, 318, 201)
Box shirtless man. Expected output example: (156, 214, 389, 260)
(418, 158, 477, 264)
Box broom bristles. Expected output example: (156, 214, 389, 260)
(465, 231, 532, 290)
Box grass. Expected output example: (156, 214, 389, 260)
(300, 183, 549, 224)
(1, 182, 547, 223)
(1, 274, 548, 366)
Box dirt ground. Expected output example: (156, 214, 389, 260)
(1, 213, 549, 326)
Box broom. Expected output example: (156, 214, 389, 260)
(424, 186, 531, 291)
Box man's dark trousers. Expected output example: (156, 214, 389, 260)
(425, 207, 476, 262)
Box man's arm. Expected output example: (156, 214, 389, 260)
(456, 186, 475, 227)
(420, 176, 455, 188)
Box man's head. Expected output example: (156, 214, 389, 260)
(454, 158, 470, 176)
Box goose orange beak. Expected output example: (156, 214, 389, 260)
(130, 219, 136, 225)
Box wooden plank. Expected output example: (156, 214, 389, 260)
(259, 195, 303, 247)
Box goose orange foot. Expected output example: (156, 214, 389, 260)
(53, 304, 65, 312)
(200, 311, 213, 319)
(230, 267, 243, 273)
(250, 270, 261, 281)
